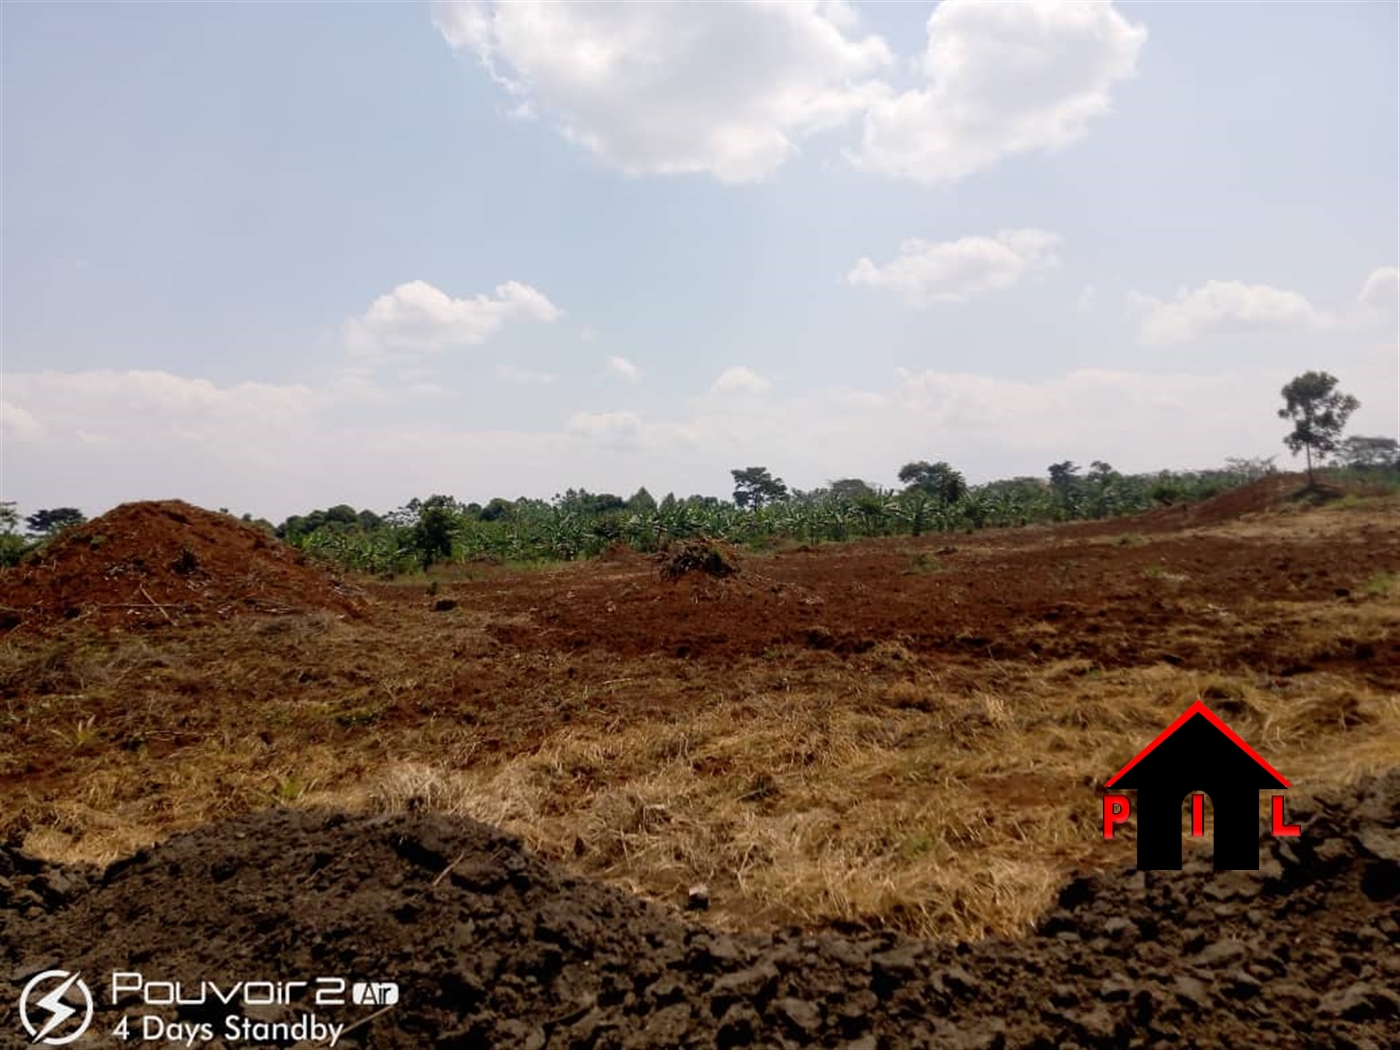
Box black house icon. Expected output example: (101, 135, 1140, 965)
(1106, 701, 1289, 870)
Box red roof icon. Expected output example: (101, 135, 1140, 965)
(1106, 700, 1290, 789)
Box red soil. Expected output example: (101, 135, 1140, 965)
(0, 500, 364, 631)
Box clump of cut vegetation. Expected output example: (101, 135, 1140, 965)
(656, 537, 740, 582)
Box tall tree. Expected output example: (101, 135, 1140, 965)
(1278, 372, 1359, 485)
(411, 495, 459, 569)
(829, 478, 877, 502)
(627, 487, 658, 512)
(731, 467, 788, 511)
(1047, 461, 1080, 493)
(897, 461, 967, 504)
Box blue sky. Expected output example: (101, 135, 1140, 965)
(3, 0, 1396, 521)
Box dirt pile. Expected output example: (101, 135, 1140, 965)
(0, 500, 365, 632)
(3, 771, 1397, 1048)
(1105, 473, 1365, 535)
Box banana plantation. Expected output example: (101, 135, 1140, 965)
(285, 458, 1280, 576)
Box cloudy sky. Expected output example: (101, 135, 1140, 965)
(2, 0, 1396, 522)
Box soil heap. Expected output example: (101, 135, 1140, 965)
(1115, 473, 1363, 534)
(3, 771, 1397, 1048)
(0, 500, 364, 632)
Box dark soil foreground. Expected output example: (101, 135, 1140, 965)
(3, 772, 1398, 1050)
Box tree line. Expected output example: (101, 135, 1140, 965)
(3, 371, 1394, 571)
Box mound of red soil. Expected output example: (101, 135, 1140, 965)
(1101, 473, 1355, 535)
(0, 500, 364, 631)
(4, 772, 1396, 1048)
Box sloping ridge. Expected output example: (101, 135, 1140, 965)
(3, 770, 1396, 1048)
(0, 499, 365, 630)
(1090, 473, 1350, 536)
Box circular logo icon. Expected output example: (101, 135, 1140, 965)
(18, 970, 94, 1046)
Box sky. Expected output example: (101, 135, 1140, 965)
(2, 0, 1397, 523)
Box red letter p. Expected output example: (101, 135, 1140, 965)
(1103, 794, 1131, 839)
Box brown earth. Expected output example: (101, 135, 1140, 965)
(2, 770, 1397, 1048)
(1071, 474, 1345, 535)
(0, 500, 365, 631)
(466, 481, 1400, 689)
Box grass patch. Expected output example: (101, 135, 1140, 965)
(1361, 571, 1399, 598)
(903, 553, 944, 576)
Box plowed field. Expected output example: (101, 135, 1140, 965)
(2, 477, 1397, 1047)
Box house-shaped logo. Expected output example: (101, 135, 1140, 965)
(1101, 701, 1300, 870)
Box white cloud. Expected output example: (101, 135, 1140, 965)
(887, 366, 1241, 432)
(495, 363, 558, 384)
(1, 399, 45, 442)
(1, 369, 576, 519)
(1128, 280, 1324, 345)
(847, 228, 1059, 306)
(566, 410, 643, 444)
(711, 366, 772, 394)
(432, 0, 894, 183)
(1357, 267, 1400, 310)
(552, 365, 1300, 484)
(605, 355, 640, 383)
(1076, 284, 1097, 314)
(852, 0, 1146, 184)
(344, 279, 560, 362)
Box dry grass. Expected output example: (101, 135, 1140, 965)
(275, 662, 1400, 942)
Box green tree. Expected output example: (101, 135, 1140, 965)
(731, 467, 788, 511)
(478, 498, 514, 523)
(1335, 435, 1398, 470)
(1278, 371, 1359, 485)
(411, 495, 459, 569)
(0, 502, 30, 567)
(1223, 455, 1277, 482)
(1047, 461, 1079, 493)
(25, 507, 86, 535)
(1082, 460, 1122, 518)
(897, 461, 967, 504)
(829, 478, 877, 501)
(627, 487, 657, 513)
(894, 489, 934, 536)
(324, 504, 359, 527)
